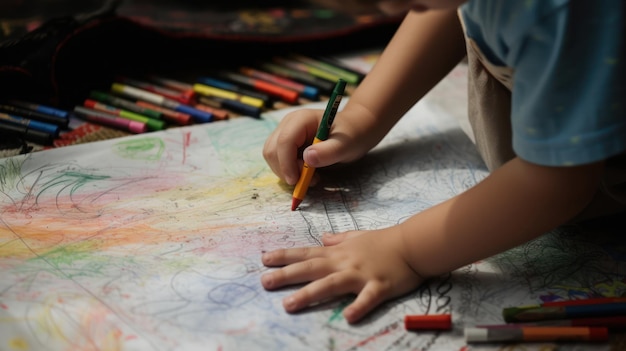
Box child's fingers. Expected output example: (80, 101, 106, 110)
(261, 246, 323, 267)
(321, 231, 365, 246)
(343, 281, 389, 323)
(261, 256, 332, 290)
(282, 271, 364, 313)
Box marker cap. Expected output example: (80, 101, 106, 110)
(404, 314, 452, 331)
(128, 121, 148, 134)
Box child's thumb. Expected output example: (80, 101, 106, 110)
(303, 138, 349, 168)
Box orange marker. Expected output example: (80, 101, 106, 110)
(404, 314, 452, 331)
(291, 79, 345, 211)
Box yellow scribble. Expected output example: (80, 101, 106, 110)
(8, 338, 29, 350)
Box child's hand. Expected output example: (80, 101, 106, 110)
(261, 227, 425, 323)
(263, 106, 381, 185)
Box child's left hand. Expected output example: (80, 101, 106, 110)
(261, 227, 425, 323)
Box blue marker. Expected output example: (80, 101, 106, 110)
(111, 83, 213, 123)
(8, 100, 69, 118)
(0, 113, 60, 136)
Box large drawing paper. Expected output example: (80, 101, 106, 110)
(1, 67, 621, 351)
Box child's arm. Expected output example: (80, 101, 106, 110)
(262, 157, 605, 323)
(263, 9, 466, 185)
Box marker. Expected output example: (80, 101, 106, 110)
(465, 326, 608, 343)
(0, 112, 60, 136)
(198, 96, 262, 118)
(89, 91, 163, 120)
(291, 79, 346, 211)
(147, 76, 195, 94)
(83, 99, 165, 131)
(0, 104, 69, 128)
(308, 54, 367, 83)
(194, 104, 229, 120)
(115, 76, 195, 105)
(134, 101, 193, 126)
(7, 100, 69, 118)
(404, 314, 452, 331)
(111, 83, 213, 123)
(217, 71, 300, 104)
(258, 62, 335, 95)
(239, 66, 320, 101)
(73, 106, 147, 134)
(288, 54, 362, 84)
(478, 315, 626, 330)
(196, 77, 272, 107)
(193, 83, 265, 109)
(272, 57, 341, 84)
(0, 119, 54, 145)
(503, 302, 626, 323)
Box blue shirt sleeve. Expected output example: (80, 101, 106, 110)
(464, 0, 626, 167)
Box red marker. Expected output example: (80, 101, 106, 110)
(134, 101, 193, 126)
(404, 314, 452, 331)
(219, 72, 300, 104)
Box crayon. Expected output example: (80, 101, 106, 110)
(83, 99, 165, 131)
(194, 104, 229, 120)
(503, 302, 626, 323)
(0, 104, 69, 128)
(115, 76, 194, 105)
(217, 72, 300, 104)
(196, 77, 272, 106)
(0, 119, 54, 145)
(258, 62, 335, 94)
(464, 326, 608, 343)
(7, 100, 69, 118)
(291, 79, 346, 211)
(198, 96, 262, 118)
(404, 314, 452, 331)
(89, 91, 163, 120)
(73, 106, 147, 134)
(0, 112, 60, 136)
(239, 66, 320, 101)
(134, 101, 193, 126)
(288, 53, 362, 84)
(111, 83, 213, 123)
(193, 84, 265, 109)
(478, 315, 626, 330)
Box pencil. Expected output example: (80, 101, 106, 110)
(290, 79, 346, 211)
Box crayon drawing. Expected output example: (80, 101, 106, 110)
(1, 68, 623, 351)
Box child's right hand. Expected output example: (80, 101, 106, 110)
(263, 105, 383, 185)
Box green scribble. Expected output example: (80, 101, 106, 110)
(34, 242, 109, 278)
(0, 157, 25, 192)
(327, 337, 336, 351)
(113, 137, 165, 161)
(328, 299, 351, 323)
(37, 171, 110, 201)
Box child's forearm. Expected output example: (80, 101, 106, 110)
(398, 158, 605, 278)
(346, 9, 466, 134)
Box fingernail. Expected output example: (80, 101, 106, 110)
(304, 149, 319, 167)
(261, 274, 272, 287)
(283, 296, 296, 310)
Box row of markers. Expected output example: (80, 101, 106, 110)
(0, 53, 366, 146)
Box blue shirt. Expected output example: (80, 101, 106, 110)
(460, 0, 625, 166)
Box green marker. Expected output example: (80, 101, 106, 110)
(84, 99, 165, 131)
(89, 91, 163, 120)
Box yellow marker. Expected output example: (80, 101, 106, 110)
(192, 84, 264, 108)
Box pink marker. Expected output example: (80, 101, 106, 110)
(73, 106, 147, 134)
